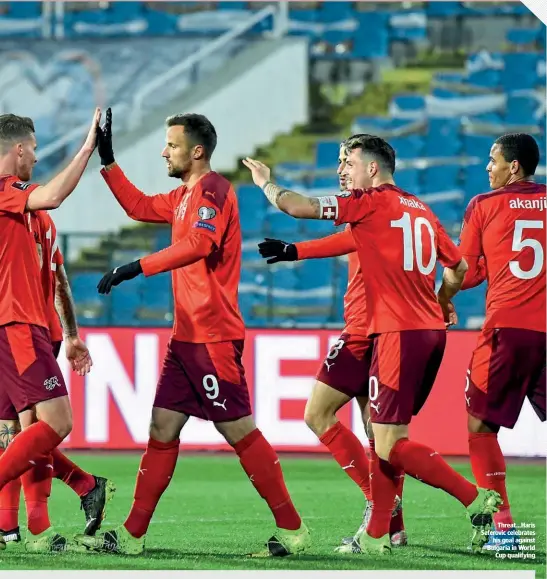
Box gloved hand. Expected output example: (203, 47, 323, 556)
(258, 238, 298, 264)
(96, 107, 115, 166)
(97, 260, 142, 294)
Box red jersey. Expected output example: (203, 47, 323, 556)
(30, 211, 64, 342)
(102, 166, 244, 343)
(0, 175, 48, 329)
(320, 185, 462, 335)
(459, 180, 546, 333)
(296, 226, 368, 335)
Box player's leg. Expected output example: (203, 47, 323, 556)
(304, 381, 371, 500)
(74, 340, 192, 555)
(215, 414, 310, 557)
(365, 330, 501, 554)
(48, 341, 115, 536)
(466, 328, 546, 549)
(354, 395, 407, 546)
(0, 413, 21, 547)
(0, 325, 71, 491)
(191, 339, 308, 556)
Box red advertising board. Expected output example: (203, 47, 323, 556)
(59, 329, 545, 457)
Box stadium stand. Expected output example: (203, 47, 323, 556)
(1, 1, 544, 329)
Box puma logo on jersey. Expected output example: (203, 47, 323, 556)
(324, 360, 335, 371)
(509, 197, 547, 210)
(213, 399, 227, 411)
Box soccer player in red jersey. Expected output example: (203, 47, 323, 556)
(257, 139, 407, 552)
(454, 133, 546, 551)
(243, 134, 502, 554)
(0, 110, 100, 551)
(0, 207, 115, 551)
(75, 109, 309, 557)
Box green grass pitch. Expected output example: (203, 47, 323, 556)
(1, 453, 544, 575)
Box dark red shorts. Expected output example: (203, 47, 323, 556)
(52, 340, 62, 359)
(0, 324, 67, 418)
(316, 333, 373, 398)
(153, 338, 252, 422)
(466, 328, 546, 428)
(369, 329, 446, 425)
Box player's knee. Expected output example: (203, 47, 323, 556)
(467, 413, 499, 434)
(303, 404, 329, 436)
(149, 420, 177, 444)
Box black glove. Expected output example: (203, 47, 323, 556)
(258, 238, 298, 264)
(97, 260, 142, 294)
(96, 107, 115, 166)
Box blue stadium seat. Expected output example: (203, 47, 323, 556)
(353, 13, 389, 59)
(310, 175, 340, 190)
(389, 11, 427, 42)
(303, 218, 338, 236)
(467, 68, 500, 88)
(428, 200, 462, 226)
(501, 53, 540, 90)
(391, 95, 426, 116)
(8, 1, 42, 16)
(425, 2, 462, 16)
(424, 119, 461, 157)
(434, 72, 466, 84)
(462, 164, 489, 203)
(296, 260, 334, 289)
(287, 10, 319, 37)
(395, 168, 421, 193)
(153, 229, 171, 251)
(462, 134, 492, 159)
(421, 165, 462, 194)
(505, 95, 539, 125)
(316, 141, 341, 169)
(506, 28, 541, 48)
(390, 136, 424, 159)
(238, 185, 267, 238)
(264, 211, 300, 238)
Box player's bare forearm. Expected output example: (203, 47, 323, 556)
(55, 264, 79, 338)
(26, 147, 94, 211)
(439, 258, 469, 301)
(262, 181, 321, 219)
(461, 255, 486, 290)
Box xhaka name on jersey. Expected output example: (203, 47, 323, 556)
(399, 196, 426, 211)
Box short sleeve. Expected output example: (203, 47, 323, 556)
(0, 177, 39, 215)
(50, 219, 64, 267)
(436, 220, 462, 268)
(458, 198, 483, 258)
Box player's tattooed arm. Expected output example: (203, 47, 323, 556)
(262, 181, 321, 219)
(242, 157, 321, 219)
(55, 264, 79, 338)
(0, 423, 19, 449)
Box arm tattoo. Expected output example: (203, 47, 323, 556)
(262, 181, 322, 218)
(262, 181, 291, 208)
(55, 265, 79, 338)
(0, 424, 18, 449)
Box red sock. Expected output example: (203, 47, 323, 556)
(319, 421, 371, 501)
(123, 438, 179, 539)
(234, 429, 301, 531)
(0, 449, 21, 531)
(469, 432, 513, 531)
(389, 438, 478, 507)
(21, 455, 53, 535)
(390, 472, 406, 534)
(367, 446, 397, 539)
(51, 448, 96, 498)
(0, 422, 62, 491)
